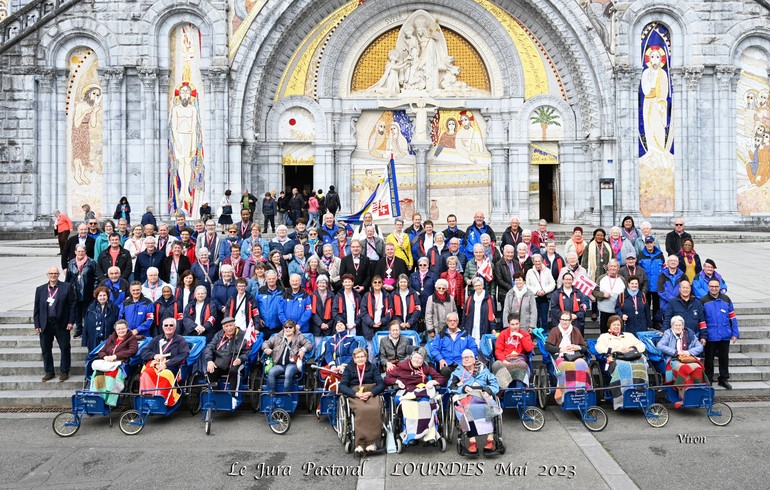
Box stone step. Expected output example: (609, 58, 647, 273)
(728, 352, 770, 366)
(0, 312, 33, 324)
(738, 326, 770, 339)
(711, 381, 770, 397)
(0, 375, 84, 391)
(0, 347, 89, 362)
(0, 361, 86, 376)
(0, 336, 54, 348)
(735, 315, 770, 328)
(734, 305, 770, 316)
(714, 366, 770, 382)
(0, 324, 38, 336)
(730, 339, 770, 353)
(0, 390, 75, 408)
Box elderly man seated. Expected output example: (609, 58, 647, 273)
(204, 316, 249, 386)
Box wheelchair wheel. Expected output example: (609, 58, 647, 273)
(438, 436, 447, 452)
(444, 402, 455, 442)
(645, 403, 669, 428)
(536, 365, 549, 409)
(187, 372, 205, 415)
(336, 397, 349, 443)
(521, 407, 546, 432)
(306, 375, 318, 414)
(121, 372, 140, 408)
(344, 440, 353, 454)
(582, 406, 608, 432)
(269, 408, 291, 434)
(52, 411, 80, 437)
(395, 438, 403, 454)
(249, 369, 263, 412)
(497, 438, 506, 455)
(707, 402, 733, 426)
(119, 410, 144, 435)
(589, 361, 603, 402)
(204, 408, 212, 435)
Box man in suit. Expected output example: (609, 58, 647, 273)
(339, 239, 370, 294)
(33, 267, 75, 382)
(62, 223, 95, 269)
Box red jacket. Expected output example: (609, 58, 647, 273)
(494, 328, 534, 362)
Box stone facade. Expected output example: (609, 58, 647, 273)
(1, 0, 770, 230)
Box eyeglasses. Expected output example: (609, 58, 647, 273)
(88, 222, 97, 225)
(372, 281, 382, 284)
(560, 318, 571, 322)
(283, 326, 295, 330)
(48, 272, 60, 275)
(418, 263, 428, 267)
(163, 323, 176, 327)
(229, 230, 237, 233)
(462, 355, 475, 359)
(674, 223, 684, 226)
(447, 319, 458, 322)
(435, 286, 447, 290)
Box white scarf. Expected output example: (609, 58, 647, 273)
(558, 325, 573, 351)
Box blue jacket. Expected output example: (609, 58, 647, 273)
(409, 270, 437, 311)
(701, 294, 740, 342)
(657, 327, 703, 364)
(692, 271, 727, 299)
(122, 297, 155, 337)
(638, 245, 665, 292)
(463, 222, 496, 261)
(657, 268, 683, 312)
(100, 278, 129, 317)
(322, 333, 358, 366)
(430, 329, 478, 366)
(319, 223, 340, 245)
(191, 262, 219, 294)
(448, 362, 499, 395)
(257, 286, 284, 330)
(211, 280, 236, 313)
(663, 295, 707, 340)
(240, 237, 270, 261)
(614, 290, 650, 335)
(279, 289, 313, 332)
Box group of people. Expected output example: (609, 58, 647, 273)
(35, 205, 740, 453)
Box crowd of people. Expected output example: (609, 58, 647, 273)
(38, 200, 741, 453)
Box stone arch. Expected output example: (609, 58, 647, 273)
(516, 95, 577, 144)
(40, 20, 116, 68)
(618, 0, 697, 67)
(728, 24, 770, 65)
(265, 95, 329, 142)
(140, 0, 227, 68)
(320, 1, 513, 99)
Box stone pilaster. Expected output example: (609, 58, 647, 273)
(138, 66, 158, 211)
(35, 68, 55, 216)
(413, 144, 430, 216)
(103, 67, 125, 213)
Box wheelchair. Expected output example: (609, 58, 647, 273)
(387, 385, 448, 453)
(336, 391, 389, 454)
(532, 328, 608, 432)
(372, 330, 422, 371)
(479, 334, 545, 431)
(587, 338, 668, 427)
(196, 333, 265, 435)
(53, 338, 151, 437)
(257, 332, 317, 434)
(118, 336, 207, 435)
(310, 335, 366, 412)
(637, 331, 732, 426)
(445, 391, 506, 457)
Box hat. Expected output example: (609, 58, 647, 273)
(316, 274, 329, 284)
(573, 226, 583, 233)
(221, 316, 235, 325)
(626, 250, 637, 259)
(411, 347, 428, 359)
(329, 185, 335, 191)
(644, 236, 655, 243)
(705, 258, 717, 269)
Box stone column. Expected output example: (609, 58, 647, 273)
(614, 64, 638, 215)
(558, 141, 580, 222)
(684, 66, 703, 217)
(54, 69, 68, 214)
(208, 66, 228, 201)
(488, 144, 507, 222)
(138, 67, 158, 210)
(103, 67, 125, 214)
(337, 145, 355, 214)
(508, 143, 529, 222)
(413, 143, 430, 216)
(228, 137, 244, 192)
(716, 66, 738, 216)
(35, 68, 55, 216)
(157, 71, 170, 217)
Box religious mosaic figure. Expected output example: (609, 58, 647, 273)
(71, 85, 102, 185)
(433, 117, 457, 157)
(455, 110, 482, 163)
(171, 83, 199, 203)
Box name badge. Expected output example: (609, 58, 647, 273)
(47, 297, 55, 305)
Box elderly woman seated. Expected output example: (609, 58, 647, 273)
(89, 319, 138, 406)
(339, 347, 386, 455)
(449, 349, 500, 457)
(139, 318, 191, 406)
(384, 348, 446, 446)
(657, 315, 705, 407)
(491, 313, 534, 389)
(544, 310, 591, 405)
(594, 315, 648, 410)
(262, 320, 313, 393)
(379, 320, 412, 372)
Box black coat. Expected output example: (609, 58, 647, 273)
(141, 334, 190, 374)
(160, 254, 192, 287)
(339, 255, 371, 289)
(134, 250, 165, 284)
(62, 235, 95, 269)
(33, 281, 75, 331)
(65, 257, 98, 302)
(339, 361, 385, 398)
(96, 247, 133, 282)
(83, 301, 120, 351)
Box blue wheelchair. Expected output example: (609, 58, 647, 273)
(479, 334, 545, 431)
(637, 331, 732, 426)
(532, 328, 608, 431)
(372, 330, 422, 370)
(587, 338, 669, 428)
(118, 336, 207, 435)
(257, 332, 316, 434)
(197, 333, 265, 435)
(311, 335, 366, 416)
(52, 338, 151, 437)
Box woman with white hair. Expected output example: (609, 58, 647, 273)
(464, 243, 495, 298)
(424, 278, 457, 336)
(181, 285, 218, 342)
(462, 277, 497, 344)
(190, 247, 219, 294)
(657, 315, 705, 407)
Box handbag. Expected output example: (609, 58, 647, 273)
(563, 352, 584, 362)
(677, 355, 699, 364)
(222, 205, 233, 215)
(614, 349, 642, 361)
(91, 359, 122, 372)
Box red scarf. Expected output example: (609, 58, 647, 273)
(680, 249, 695, 265)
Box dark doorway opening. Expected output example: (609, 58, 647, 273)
(538, 165, 559, 223)
(283, 165, 314, 195)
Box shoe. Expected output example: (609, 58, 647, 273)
(484, 439, 495, 451)
(354, 446, 364, 455)
(718, 380, 733, 390)
(674, 401, 683, 409)
(41, 372, 55, 382)
(591, 313, 598, 321)
(467, 440, 478, 454)
(365, 444, 377, 453)
(73, 330, 82, 339)
(315, 409, 321, 421)
(59, 372, 69, 382)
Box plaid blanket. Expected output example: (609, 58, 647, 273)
(554, 358, 591, 405)
(90, 367, 126, 407)
(608, 359, 648, 410)
(454, 393, 496, 436)
(398, 389, 439, 444)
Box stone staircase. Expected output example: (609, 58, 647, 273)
(0, 306, 768, 409)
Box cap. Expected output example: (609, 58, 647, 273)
(221, 316, 235, 325)
(411, 347, 428, 359)
(626, 250, 637, 259)
(644, 236, 655, 243)
(705, 258, 717, 269)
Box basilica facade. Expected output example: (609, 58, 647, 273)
(1, 0, 770, 230)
